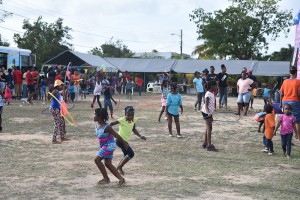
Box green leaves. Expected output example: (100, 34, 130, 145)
(190, 0, 292, 60)
(13, 16, 72, 67)
(89, 38, 133, 58)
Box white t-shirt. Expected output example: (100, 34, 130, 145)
(94, 82, 102, 95)
(201, 91, 215, 114)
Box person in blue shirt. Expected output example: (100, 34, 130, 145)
(193, 71, 204, 111)
(166, 84, 183, 138)
(69, 82, 76, 102)
(263, 85, 271, 106)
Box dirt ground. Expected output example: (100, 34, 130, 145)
(1, 92, 300, 200)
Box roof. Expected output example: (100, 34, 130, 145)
(43, 50, 118, 71)
(44, 51, 290, 76)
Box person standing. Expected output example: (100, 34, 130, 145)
(13, 66, 23, 99)
(236, 71, 255, 116)
(207, 66, 218, 108)
(26, 66, 36, 104)
(135, 75, 144, 96)
(217, 64, 228, 109)
(280, 66, 300, 141)
(72, 70, 81, 101)
(193, 71, 204, 111)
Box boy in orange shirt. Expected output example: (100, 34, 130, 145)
(264, 104, 275, 155)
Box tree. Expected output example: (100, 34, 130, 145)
(254, 44, 294, 61)
(13, 17, 72, 67)
(192, 44, 217, 60)
(190, 0, 292, 60)
(0, 35, 9, 46)
(90, 38, 134, 58)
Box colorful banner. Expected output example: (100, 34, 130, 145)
(293, 11, 300, 79)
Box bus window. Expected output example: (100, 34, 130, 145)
(0, 53, 8, 69)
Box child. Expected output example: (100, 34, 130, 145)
(250, 87, 257, 109)
(193, 71, 204, 111)
(94, 108, 127, 187)
(126, 78, 134, 100)
(48, 80, 69, 144)
(40, 76, 47, 102)
(0, 91, 4, 131)
(4, 84, 12, 105)
(69, 82, 75, 102)
(274, 104, 296, 158)
(263, 85, 271, 105)
(103, 87, 117, 119)
(166, 84, 183, 137)
(91, 76, 102, 108)
(110, 106, 146, 176)
(158, 79, 169, 122)
(264, 104, 275, 155)
(201, 81, 217, 151)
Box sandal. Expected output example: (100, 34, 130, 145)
(98, 178, 110, 185)
(117, 178, 125, 187)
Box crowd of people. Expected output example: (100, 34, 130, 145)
(2, 63, 299, 187)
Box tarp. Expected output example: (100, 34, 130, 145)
(43, 50, 118, 72)
(44, 51, 290, 76)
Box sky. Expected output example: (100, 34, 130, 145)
(0, 0, 299, 57)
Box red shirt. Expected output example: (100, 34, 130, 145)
(26, 72, 35, 85)
(13, 70, 23, 84)
(136, 77, 143, 87)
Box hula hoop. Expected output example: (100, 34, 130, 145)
(48, 92, 76, 126)
(213, 117, 240, 122)
(92, 86, 120, 114)
(41, 104, 75, 115)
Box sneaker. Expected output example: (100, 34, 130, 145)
(207, 144, 217, 151)
(261, 148, 269, 152)
(267, 152, 274, 155)
(169, 134, 173, 137)
(176, 135, 184, 138)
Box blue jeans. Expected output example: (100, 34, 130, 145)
(266, 139, 274, 152)
(219, 87, 227, 105)
(116, 140, 134, 159)
(263, 135, 267, 147)
(281, 133, 293, 156)
(104, 100, 113, 113)
(22, 84, 28, 98)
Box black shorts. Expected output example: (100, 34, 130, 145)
(202, 112, 213, 120)
(167, 112, 179, 117)
(27, 85, 36, 93)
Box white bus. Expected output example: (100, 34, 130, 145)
(0, 46, 35, 69)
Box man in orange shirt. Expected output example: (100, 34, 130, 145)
(264, 104, 275, 155)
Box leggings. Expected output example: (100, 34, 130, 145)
(50, 108, 64, 141)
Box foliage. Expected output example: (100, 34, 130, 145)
(13, 16, 72, 67)
(190, 0, 293, 60)
(257, 44, 294, 61)
(0, 34, 9, 46)
(89, 38, 134, 58)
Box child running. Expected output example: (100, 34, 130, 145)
(166, 84, 183, 137)
(158, 79, 169, 122)
(201, 81, 217, 151)
(103, 87, 117, 119)
(264, 104, 275, 155)
(91, 76, 103, 108)
(48, 80, 69, 144)
(110, 106, 146, 176)
(274, 104, 296, 159)
(94, 108, 127, 186)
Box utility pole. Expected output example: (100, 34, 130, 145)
(180, 29, 183, 58)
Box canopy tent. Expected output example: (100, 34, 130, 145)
(44, 51, 290, 76)
(43, 50, 118, 72)
(104, 58, 176, 73)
